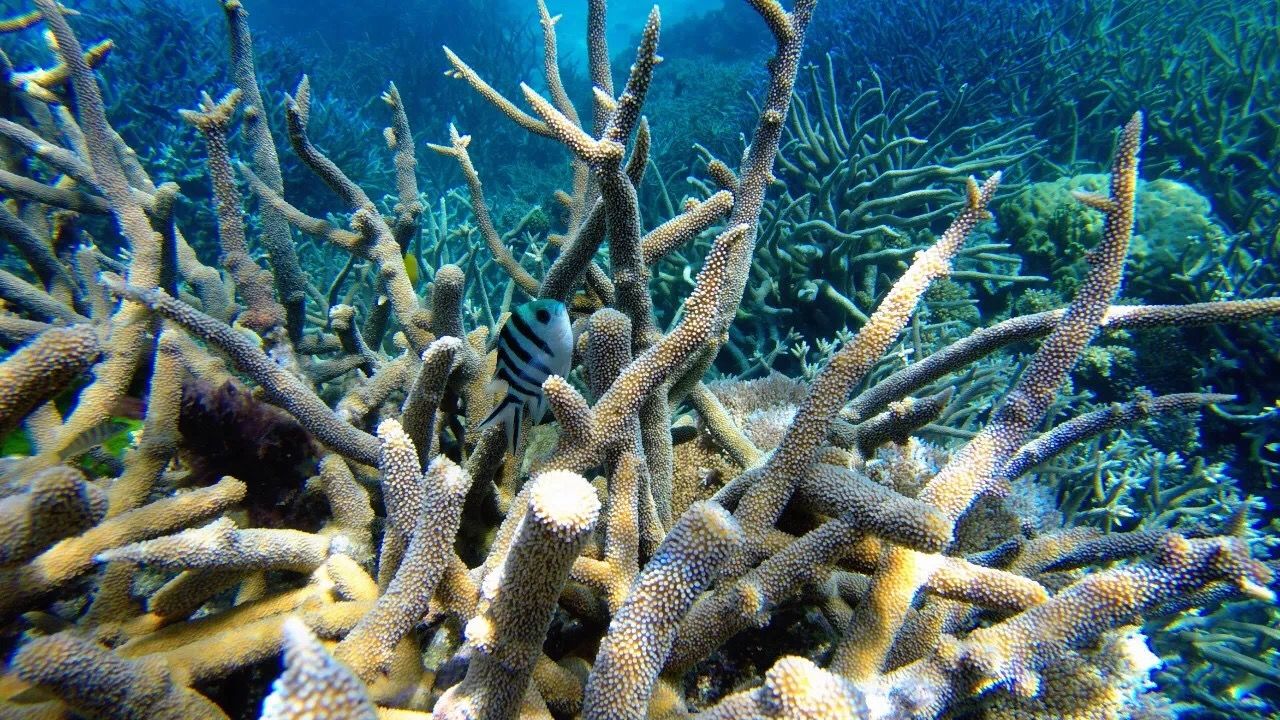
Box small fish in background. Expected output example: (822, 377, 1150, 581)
(57, 418, 135, 461)
(403, 252, 420, 285)
(479, 299, 572, 453)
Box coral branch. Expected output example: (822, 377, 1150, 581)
(181, 89, 286, 333)
(102, 276, 381, 465)
(261, 618, 377, 720)
(1004, 390, 1234, 479)
(584, 501, 741, 720)
(222, 0, 308, 341)
(339, 455, 469, 680)
(0, 477, 245, 619)
(15, 632, 230, 719)
(0, 324, 99, 434)
(436, 471, 599, 720)
(734, 174, 1001, 549)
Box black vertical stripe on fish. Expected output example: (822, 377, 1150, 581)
(480, 393, 525, 454)
(500, 324, 557, 380)
(479, 299, 572, 453)
(501, 347, 555, 387)
(481, 394, 521, 426)
(506, 310, 556, 358)
(497, 364, 543, 399)
(511, 408, 524, 454)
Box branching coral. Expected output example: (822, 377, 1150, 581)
(0, 2, 1277, 720)
(0, 324, 100, 434)
(670, 54, 1041, 371)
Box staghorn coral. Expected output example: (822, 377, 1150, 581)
(663, 54, 1042, 375)
(261, 617, 377, 720)
(0, 464, 107, 565)
(583, 500, 742, 720)
(0, 324, 100, 434)
(13, 631, 231, 719)
(0, 2, 1277, 720)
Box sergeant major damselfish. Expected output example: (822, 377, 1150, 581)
(478, 299, 573, 453)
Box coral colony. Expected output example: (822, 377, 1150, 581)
(0, 1, 1278, 718)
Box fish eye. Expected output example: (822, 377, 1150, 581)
(536, 307, 551, 324)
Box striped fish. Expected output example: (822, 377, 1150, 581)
(57, 419, 131, 461)
(480, 299, 572, 453)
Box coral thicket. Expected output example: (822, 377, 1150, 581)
(0, 1, 1276, 719)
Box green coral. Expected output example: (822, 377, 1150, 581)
(1012, 287, 1068, 317)
(922, 278, 980, 326)
(1078, 343, 1137, 384)
(998, 173, 1106, 295)
(1000, 174, 1233, 304)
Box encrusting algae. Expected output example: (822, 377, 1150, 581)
(0, 0, 1277, 719)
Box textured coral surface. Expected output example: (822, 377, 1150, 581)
(0, 1, 1277, 719)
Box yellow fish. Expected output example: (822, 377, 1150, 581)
(403, 252, 419, 285)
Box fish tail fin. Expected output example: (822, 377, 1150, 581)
(478, 395, 522, 455)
